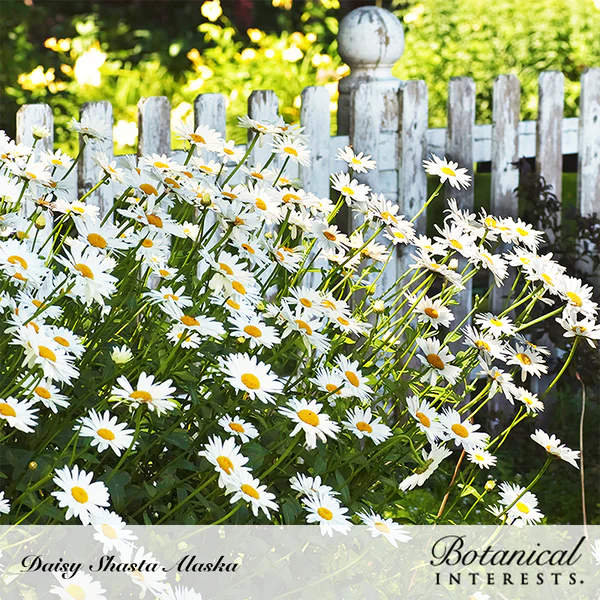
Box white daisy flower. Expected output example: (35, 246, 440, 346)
(406, 395, 445, 443)
(200, 435, 250, 487)
(280, 398, 340, 450)
(556, 310, 600, 347)
(272, 136, 310, 167)
(228, 313, 281, 349)
(0, 396, 38, 433)
(357, 509, 411, 547)
(51, 464, 110, 525)
(514, 387, 545, 414)
(415, 296, 455, 329)
(439, 409, 489, 450)
(415, 337, 461, 385)
(24, 377, 69, 413)
(303, 493, 352, 536)
(119, 544, 167, 595)
(530, 429, 580, 469)
(112, 372, 177, 415)
(289, 474, 339, 498)
(91, 508, 137, 553)
(336, 356, 372, 400)
(466, 448, 497, 469)
(218, 414, 259, 443)
(506, 344, 548, 381)
(399, 444, 453, 491)
(497, 482, 544, 525)
(111, 344, 133, 364)
(462, 325, 508, 361)
(423, 154, 471, 189)
(225, 469, 279, 520)
(336, 146, 376, 173)
(78, 410, 135, 456)
(474, 312, 516, 338)
(50, 571, 106, 600)
(219, 352, 283, 404)
(342, 407, 392, 445)
(0, 490, 10, 514)
(311, 367, 348, 403)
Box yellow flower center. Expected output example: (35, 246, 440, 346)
(374, 521, 390, 534)
(153, 161, 170, 169)
(325, 383, 341, 395)
(489, 318, 503, 327)
(415, 411, 431, 428)
(140, 183, 158, 196)
(321, 300, 335, 310)
(424, 307, 439, 319)
(283, 146, 298, 156)
(441, 166, 456, 176)
(229, 422, 245, 433)
(566, 291, 582, 307)
(180, 315, 200, 327)
(283, 193, 300, 203)
(255, 198, 267, 210)
(34, 386, 51, 399)
(474, 453, 484, 461)
(244, 325, 262, 338)
(426, 353, 445, 370)
(8, 255, 28, 269)
(516, 227, 529, 236)
(219, 262, 234, 275)
(475, 340, 491, 351)
(189, 133, 206, 144)
(241, 243, 255, 254)
(38, 345, 57, 362)
(337, 316, 350, 326)
(101, 523, 118, 539)
(542, 273, 554, 286)
(298, 409, 320, 427)
(223, 191, 237, 199)
(226, 298, 240, 310)
(217, 455, 234, 474)
(451, 423, 469, 438)
(341, 186, 354, 196)
(54, 336, 70, 347)
(0, 403, 17, 418)
(323, 230, 337, 241)
(87, 233, 107, 248)
(345, 370, 360, 387)
(65, 584, 86, 600)
(146, 213, 163, 228)
(130, 390, 152, 403)
(232, 281, 247, 294)
(300, 298, 312, 308)
(75, 263, 94, 279)
(516, 501, 530, 514)
(142, 238, 154, 248)
(97, 428, 115, 441)
(71, 486, 89, 504)
(515, 353, 532, 365)
(241, 483, 260, 499)
(356, 421, 373, 433)
(317, 507, 333, 520)
(380, 211, 397, 224)
(241, 373, 260, 390)
(295, 319, 313, 336)
(450, 239, 463, 250)
(164, 293, 179, 301)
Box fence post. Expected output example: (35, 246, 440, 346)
(248, 90, 279, 169)
(138, 96, 171, 157)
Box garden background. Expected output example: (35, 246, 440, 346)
(1, 0, 599, 524)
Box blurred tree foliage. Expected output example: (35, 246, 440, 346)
(1, 0, 599, 147)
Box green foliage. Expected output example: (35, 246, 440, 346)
(392, 0, 600, 126)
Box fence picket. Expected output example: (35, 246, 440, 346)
(300, 86, 331, 198)
(248, 90, 279, 170)
(78, 101, 113, 218)
(578, 68, 600, 220)
(194, 93, 226, 158)
(536, 72, 564, 202)
(138, 96, 171, 157)
(490, 75, 520, 313)
(446, 77, 475, 326)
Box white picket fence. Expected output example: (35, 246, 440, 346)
(13, 6, 600, 325)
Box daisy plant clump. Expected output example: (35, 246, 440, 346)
(0, 115, 594, 538)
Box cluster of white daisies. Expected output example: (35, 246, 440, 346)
(0, 105, 596, 558)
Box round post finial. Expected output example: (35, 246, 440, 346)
(336, 6, 404, 134)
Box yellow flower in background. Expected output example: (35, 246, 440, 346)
(404, 3, 425, 24)
(247, 29, 264, 43)
(18, 66, 55, 91)
(113, 120, 138, 148)
(240, 48, 257, 62)
(282, 46, 303, 62)
(74, 46, 107, 87)
(201, 0, 222, 21)
(272, 0, 293, 9)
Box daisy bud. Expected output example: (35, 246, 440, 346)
(32, 125, 51, 140)
(28, 461, 38, 470)
(449, 258, 459, 270)
(110, 344, 133, 364)
(256, 301, 266, 312)
(264, 231, 273, 239)
(365, 284, 376, 296)
(35, 215, 47, 229)
(237, 336, 246, 344)
(200, 193, 212, 207)
(373, 300, 385, 313)
(485, 479, 496, 491)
